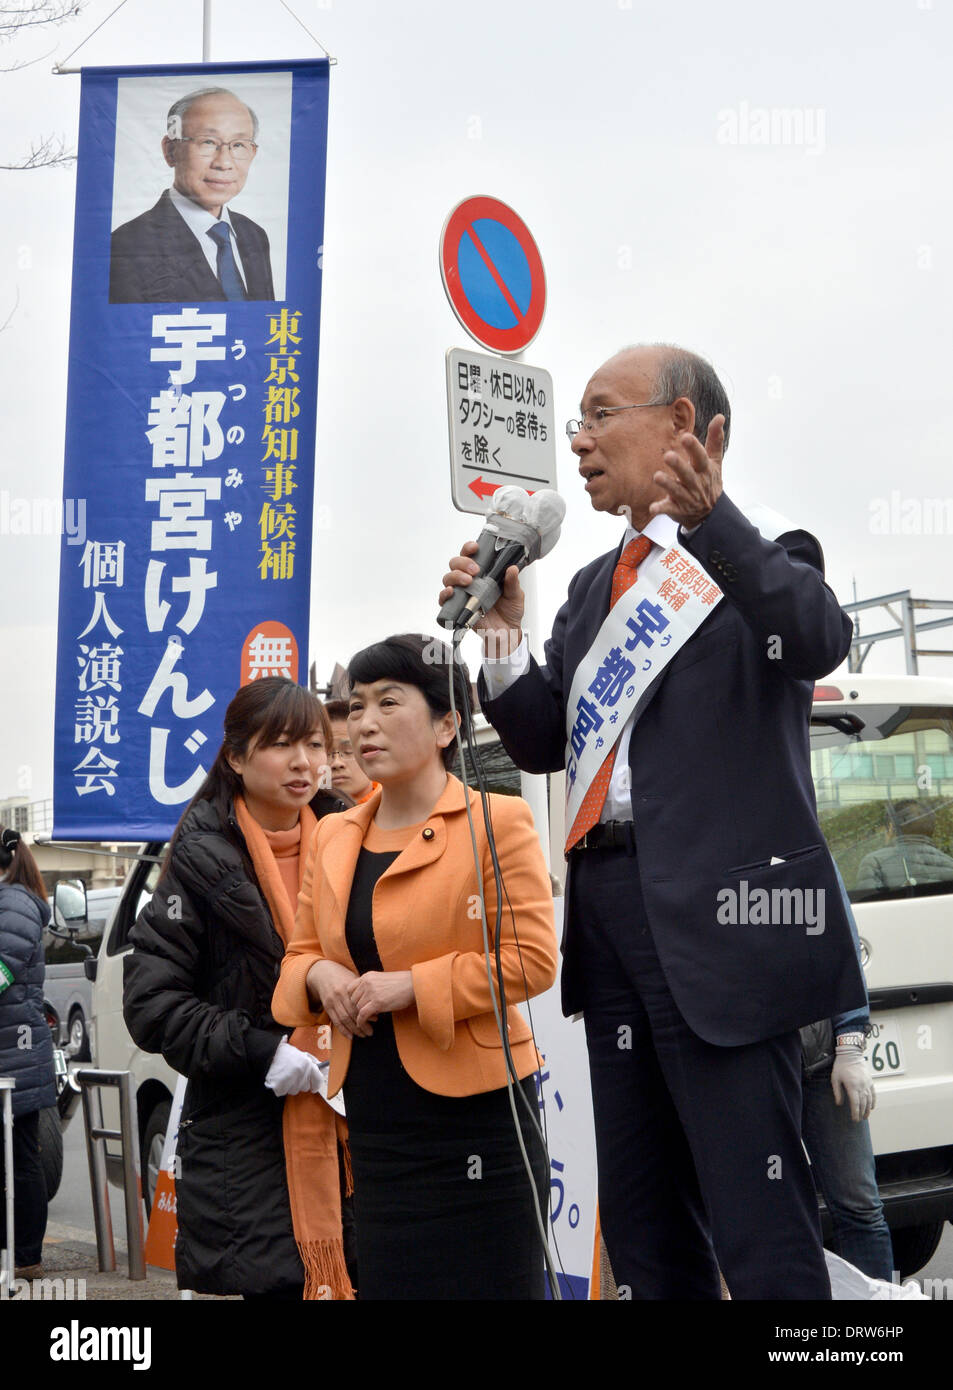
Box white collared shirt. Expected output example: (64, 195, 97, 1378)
(168, 186, 248, 288)
(483, 513, 692, 822)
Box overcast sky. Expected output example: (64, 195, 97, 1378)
(1, 0, 951, 807)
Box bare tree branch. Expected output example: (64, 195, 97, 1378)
(0, 41, 55, 71)
(0, 3, 84, 41)
(0, 132, 74, 169)
(0, 3, 84, 167)
(0, 285, 21, 334)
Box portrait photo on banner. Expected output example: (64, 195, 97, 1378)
(108, 70, 292, 304)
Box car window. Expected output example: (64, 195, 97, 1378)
(811, 704, 953, 902)
(44, 934, 91, 966)
(107, 846, 169, 954)
(136, 856, 165, 918)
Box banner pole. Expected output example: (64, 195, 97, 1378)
(202, 0, 212, 61)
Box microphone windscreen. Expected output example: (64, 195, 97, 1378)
(525, 490, 566, 556)
(489, 486, 530, 521)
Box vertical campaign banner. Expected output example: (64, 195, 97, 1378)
(53, 60, 329, 840)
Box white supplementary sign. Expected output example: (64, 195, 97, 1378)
(445, 347, 557, 516)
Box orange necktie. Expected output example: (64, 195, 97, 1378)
(565, 535, 653, 852)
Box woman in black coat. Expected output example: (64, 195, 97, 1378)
(123, 678, 353, 1299)
(0, 828, 56, 1275)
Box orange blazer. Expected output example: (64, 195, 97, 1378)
(272, 775, 558, 1098)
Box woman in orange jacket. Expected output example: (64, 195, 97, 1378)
(273, 633, 558, 1299)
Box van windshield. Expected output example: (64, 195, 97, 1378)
(810, 703, 953, 903)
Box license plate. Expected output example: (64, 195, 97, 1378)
(868, 1017, 906, 1076)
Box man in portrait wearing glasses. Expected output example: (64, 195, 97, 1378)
(440, 344, 866, 1300)
(109, 87, 275, 304)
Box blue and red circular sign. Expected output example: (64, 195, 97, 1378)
(439, 196, 546, 355)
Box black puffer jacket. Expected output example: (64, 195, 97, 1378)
(0, 882, 55, 1117)
(122, 791, 345, 1295)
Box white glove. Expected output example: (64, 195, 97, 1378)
(830, 1043, 876, 1123)
(264, 1038, 326, 1096)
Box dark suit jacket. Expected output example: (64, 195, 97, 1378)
(478, 491, 867, 1047)
(109, 189, 275, 304)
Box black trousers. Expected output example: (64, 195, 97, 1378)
(571, 845, 831, 1300)
(0, 1108, 48, 1267)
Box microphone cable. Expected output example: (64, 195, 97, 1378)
(447, 627, 573, 1299)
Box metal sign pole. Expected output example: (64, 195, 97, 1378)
(508, 347, 550, 874)
(1, 1080, 15, 1289)
(77, 1070, 146, 1280)
(118, 1073, 146, 1279)
(80, 1079, 116, 1272)
(518, 565, 551, 873)
(203, 0, 212, 60)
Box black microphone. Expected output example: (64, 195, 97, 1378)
(438, 486, 566, 632)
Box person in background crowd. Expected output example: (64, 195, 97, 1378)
(0, 828, 56, 1278)
(123, 678, 354, 1300)
(273, 634, 558, 1299)
(856, 799, 953, 894)
(801, 868, 893, 1281)
(325, 699, 380, 805)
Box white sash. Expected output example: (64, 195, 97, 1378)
(564, 541, 723, 831)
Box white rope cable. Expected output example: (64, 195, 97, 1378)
(53, 0, 132, 71)
(277, 0, 335, 61)
(53, 0, 336, 71)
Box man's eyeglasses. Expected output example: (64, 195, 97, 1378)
(565, 401, 672, 442)
(330, 743, 357, 761)
(174, 137, 257, 162)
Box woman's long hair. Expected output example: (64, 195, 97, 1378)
(163, 678, 333, 868)
(0, 826, 48, 902)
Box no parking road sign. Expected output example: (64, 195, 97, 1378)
(440, 196, 546, 355)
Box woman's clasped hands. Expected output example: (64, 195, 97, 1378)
(307, 959, 414, 1040)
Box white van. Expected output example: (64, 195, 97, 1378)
(810, 672, 953, 1274)
(86, 847, 177, 1210)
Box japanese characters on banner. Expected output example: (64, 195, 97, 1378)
(53, 59, 329, 840)
(565, 545, 723, 831)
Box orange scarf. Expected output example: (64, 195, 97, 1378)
(234, 796, 354, 1301)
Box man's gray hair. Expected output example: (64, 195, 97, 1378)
(166, 88, 259, 141)
(643, 344, 731, 452)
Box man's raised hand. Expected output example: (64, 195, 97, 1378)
(649, 414, 725, 529)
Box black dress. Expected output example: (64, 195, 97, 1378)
(343, 826, 548, 1300)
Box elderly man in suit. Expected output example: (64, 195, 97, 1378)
(110, 86, 275, 304)
(440, 343, 867, 1299)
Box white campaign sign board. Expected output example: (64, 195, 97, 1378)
(446, 347, 557, 516)
(522, 895, 599, 1299)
